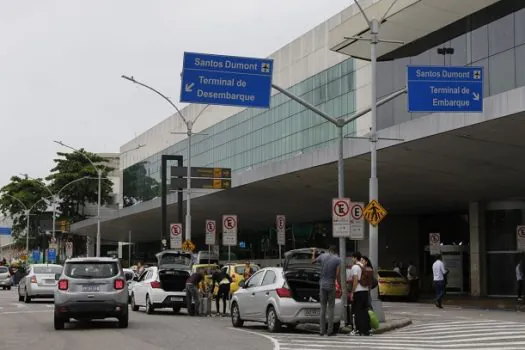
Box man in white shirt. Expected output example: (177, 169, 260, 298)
(432, 255, 447, 309)
(349, 252, 371, 336)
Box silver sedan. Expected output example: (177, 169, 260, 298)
(230, 249, 343, 333)
(18, 264, 63, 303)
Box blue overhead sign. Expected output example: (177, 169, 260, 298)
(32, 250, 40, 264)
(0, 227, 12, 236)
(180, 52, 273, 109)
(407, 65, 483, 113)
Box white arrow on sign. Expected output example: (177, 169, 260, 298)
(185, 82, 195, 92)
(472, 92, 480, 101)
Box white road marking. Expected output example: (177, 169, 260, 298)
(0, 309, 51, 315)
(229, 327, 280, 350)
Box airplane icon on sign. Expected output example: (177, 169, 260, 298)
(261, 63, 270, 73)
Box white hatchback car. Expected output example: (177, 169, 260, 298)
(130, 250, 192, 314)
(231, 248, 343, 333)
(18, 264, 63, 302)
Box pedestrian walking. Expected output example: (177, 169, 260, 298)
(407, 260, 419, 301)
(349, 252, 372, 336)
(432, 254, 447, 308)
(210, 268, 232, 316)
(186, 270, 204, 316)
(312, 245, 341, 337)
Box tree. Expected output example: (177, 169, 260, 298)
(46, 150, 114, 223)
(122, 162, 160, 207)
(0, 175, 50, 243)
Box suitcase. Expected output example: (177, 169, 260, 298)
(199, 296, 212, 316)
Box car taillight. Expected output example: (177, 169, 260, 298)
(58, 279, 68, 290)
(275, 288, 292, 298)
(30, 276, 37, 284)
(114, 279, 125, 290)
(150, 281, 161, 289)
(378, 279, 386, 283)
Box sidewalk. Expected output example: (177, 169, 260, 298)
(302, 314, 412, 335)
(419, 294, 524, 311)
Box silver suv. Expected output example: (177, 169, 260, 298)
(54, 257, 131, 330)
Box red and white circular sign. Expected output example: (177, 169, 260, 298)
(170, 224, 182, 238)
(351, 203, 364, 220)
(333, 200, 350, 217)
(429, 233, 440, 244)
(518, 226, 525, 238)
(276, 215, 285, 230)
(223, 215, 237, 230)
(206, 220, 216, 233)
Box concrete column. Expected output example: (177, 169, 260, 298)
(86, 236, 95, 257)
(469, 202, 486, 296)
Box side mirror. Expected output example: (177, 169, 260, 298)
(238, 280, 246, 289)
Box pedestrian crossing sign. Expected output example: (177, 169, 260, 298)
(363, 200, 387, 227)
(182, 240, 196, 252)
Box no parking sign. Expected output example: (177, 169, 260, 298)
(517, 226, 525, 251)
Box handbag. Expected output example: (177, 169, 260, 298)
(368, 309, 380, 330)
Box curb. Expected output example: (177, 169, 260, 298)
(340, 318, 412, 334)
(420, 300, 524, 312)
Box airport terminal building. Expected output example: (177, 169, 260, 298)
(73, 0, 525, 297)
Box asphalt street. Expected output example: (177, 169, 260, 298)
(1, 289, 525, 350)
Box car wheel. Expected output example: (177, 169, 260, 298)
(231, 302, 244, 328)
(24, 289, 31, 303)
(2, 287, 4, 290)
(6, 286, 10, 291)
(172, 306, 181, 314)
(118, 311, 129, 328)
(131, 294, 139, 312)
(18, 287, 23, 302)
(145, 295, 154, 314)
(266, 306, 282, 333)
(54, 314, 65, 330)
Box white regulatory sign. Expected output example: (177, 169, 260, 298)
(205, 220, 216, 245)
(222, 215, 238, 246)
(276, 215, 286, 246)
(332, 198, 351, 237)
(429, 232, 441, 255)
(65, 242, 73, 258)
(349, 202, 365, 240)
(517, 226, 525, 251)
(170, 223, 183, 249)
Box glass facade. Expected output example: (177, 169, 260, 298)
(377, 7, 525, 130)
(123, 58, 356, 206)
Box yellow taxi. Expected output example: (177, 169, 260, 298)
(215, 263, 260, 295)
(377, 269, 410, 300)
(192, 263, 220, 292)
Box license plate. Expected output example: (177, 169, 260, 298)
(171, 297, 183, 302)
(304, 308, 320, 316)
(83, 284, 99, 292)
(44, 279, 55, 284)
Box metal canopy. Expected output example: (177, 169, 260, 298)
(329, 0, 500, 61)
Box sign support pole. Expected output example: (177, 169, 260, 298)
(128, 230, 132, 268)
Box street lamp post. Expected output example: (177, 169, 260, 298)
(121, 75, 208, 243)
(53, 141, 144, 257)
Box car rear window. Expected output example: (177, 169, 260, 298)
(34, 266, 63, 274)
(378, 271, 402, 278)
(0, 267, 8, 273)
(64, 262, 119, 279)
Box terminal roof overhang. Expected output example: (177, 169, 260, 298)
(329, 0, 501, 61)
(71, 86, 525, 243)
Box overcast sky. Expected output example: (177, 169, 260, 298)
(0, 0, 351, 187)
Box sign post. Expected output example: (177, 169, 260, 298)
(276, 215, 286, 265)
(349, 202, 365, 240)
(407, 65, 484, 113)
(65, 242, 73, 259)
(429, 233, 441, 255)
(517, 226, 525, 251)
(170, 223, 183, 249)
(223, 214, 237, 313)
(332, 198, 351, 237)
(205, 220, 216, 265)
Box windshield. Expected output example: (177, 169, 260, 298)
(234, 265, 259, 275)
(159, 254, 192, 267)
(378, 271, 403, 278)
(0, 267, 8, 273)
(33, 266, 63, 274)
(64, 262, 119, 279)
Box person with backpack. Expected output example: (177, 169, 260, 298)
(349, 252, 372, 336)
(210, 268, 232, 316)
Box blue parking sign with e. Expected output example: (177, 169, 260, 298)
(32, 250, 40, 263)
(48, 248, 56, 262)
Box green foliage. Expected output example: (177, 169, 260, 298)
(0, 175, 50, 239)
(123, 162, 159, 207)
(46, 149, 114, 223)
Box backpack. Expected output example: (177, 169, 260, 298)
(358, 265, 374, 288)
